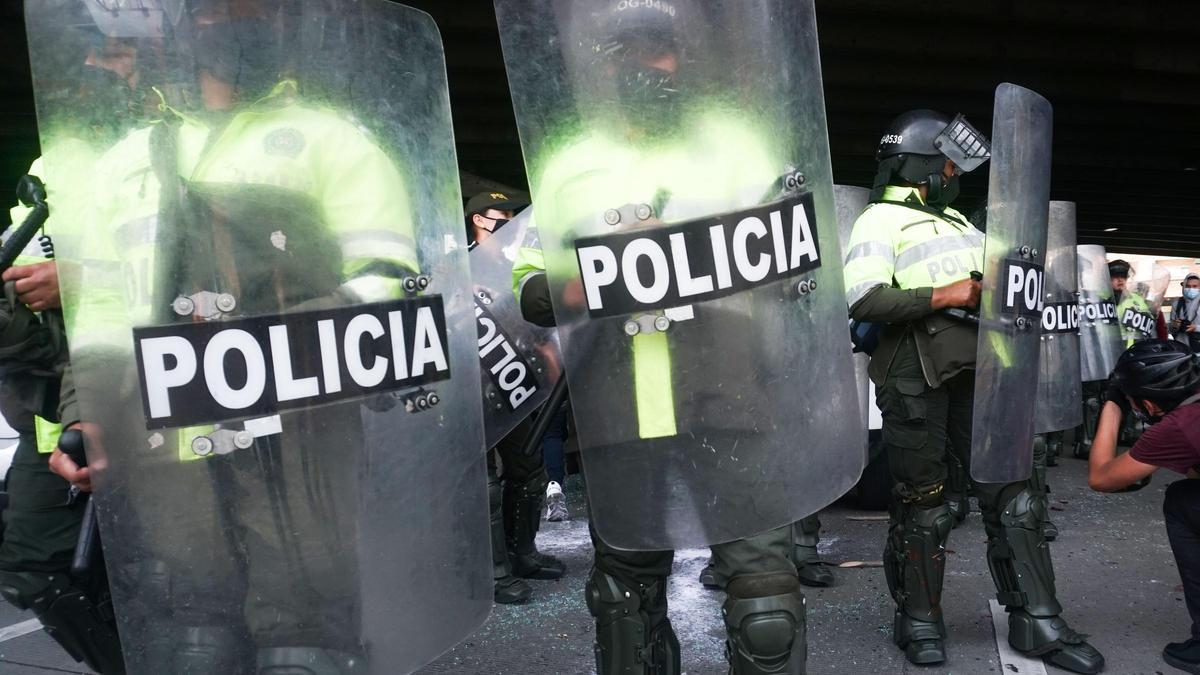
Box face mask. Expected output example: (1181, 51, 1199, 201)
(483, 218, 508, 233)
(927, 173, 960, 207)
(615, 62, 683, 135)
(1184, 288, 1200, 300)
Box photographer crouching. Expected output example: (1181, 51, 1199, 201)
(1088, 340, 1200, 673)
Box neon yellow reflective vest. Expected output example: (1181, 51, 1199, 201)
(842, 186, 983, 306)
(71, 85, 415, 460)
(1117, 291, 1152, 346)
(513, 114, 779, 439)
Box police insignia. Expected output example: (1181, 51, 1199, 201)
(264, 128, 305, 158)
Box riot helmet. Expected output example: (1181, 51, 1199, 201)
(569, 0, 703, 136)
(1111, 339, 1200, 415)
(1108, 259, 1131, 279)
(872, 109, 990, 207)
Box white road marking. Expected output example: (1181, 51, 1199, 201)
(989, 599, 1048, 675)
(0, 617, 43, 643)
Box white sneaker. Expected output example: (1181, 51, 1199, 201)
(544, 481, 568, 522)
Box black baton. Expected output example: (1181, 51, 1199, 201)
(59, 429, 100, 577)
(520, 375, 569, 457)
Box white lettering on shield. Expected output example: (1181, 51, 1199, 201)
(575, 193, 821, 318)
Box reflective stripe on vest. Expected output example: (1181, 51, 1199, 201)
(843, 186, 983, 306)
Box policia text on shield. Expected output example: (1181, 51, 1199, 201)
(5, 1, 1189, 675)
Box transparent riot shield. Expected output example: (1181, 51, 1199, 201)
(495, 0, 863, 550)
(1077, 244, 1123, 381)
(25, 2, 490, 672)
(1034, 202, 1082, 434)
(470, 209, 562, 448)
(971, 83, 1053, 483)
(835, 185, 872, 448)
(1120, 263, 1172, 343)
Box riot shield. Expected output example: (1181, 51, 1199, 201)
(1034, 202, 1082, 434)
(25, 2, 490, 672)
(1120, 263, 1172, 343)
(970, 83, 1053, 483)
(495, 0, 864, 550)
(835, 185, 872, 445)
(469, 209, 562, 448)
(1076, 244, 1123, 381)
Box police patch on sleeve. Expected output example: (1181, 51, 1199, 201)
(133, 297, 451, 429)
(263, 127, 306, 158)
(573, 192, 822, 318)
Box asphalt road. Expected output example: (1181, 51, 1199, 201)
(0, 453, 1189, 674)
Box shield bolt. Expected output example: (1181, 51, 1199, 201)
(216, 293, 237, 313)
(623, 320, 640, 336)
(428, 393, 440, 407)
(635, 204, 653, 221)
(1031, 249, 1039, 259)
(653, 315, 671, 332)
(487, 390, 497, 400)
(809, 279, 818, 291)
(1018, 245, 1031, 258)
(794, 172, 806, 186)
(416, 395, 429, 410)
(796, 280, 812, 296)
(604, 209, 621, 226)
(417, 275, 431, 290)
(233, 430, 254, 450)
(172, 296, 195, 316)
(191, 436, 214, 457)
(403, 277, 418, 292)
(1015, 317, 1028, 330)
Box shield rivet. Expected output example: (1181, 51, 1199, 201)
(428, 393, 440, 407)
(172, 296, 194, 316)
(234, 430, 254, 449)
(416, 395, 429, 410)
(796, 280, 812, 296)
(794, 172, 806, 186)
(417, 275, 431, 290)
(635, 204, 653, 221)
(191, 436, 214, 457)
(403, 277, 418, 292)
(604, 209, 621, 226)
(623, 320, 640, 336)
(216, 293, 237, 313)
(653, 315, 671, 332)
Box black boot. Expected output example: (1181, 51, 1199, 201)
(1164, 638, 1200, 674)
(490, 471, 531, 604)
(698, 556, 728, 589)
(505, 476, 566, 580)
(793, 515, 834, 587)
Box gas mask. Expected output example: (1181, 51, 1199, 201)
(193, 17, 279, 102)
(926, 173, 960, 208)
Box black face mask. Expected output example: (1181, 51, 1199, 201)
(1131, 400, 1164, 425)
(615, 62, 682, 134)
(194, 18, 279, 100)
(926, 173, 960, 208)
(486, 218, 509, 233)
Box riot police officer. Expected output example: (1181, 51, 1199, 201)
(466, 191, 567, 604)
(843, 109, 1104, 672)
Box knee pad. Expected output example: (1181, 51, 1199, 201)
(999, 486, 1046, 532)
(723, 578, 806, 675)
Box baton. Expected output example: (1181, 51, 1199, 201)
(0, 176, 49, 277)
(520, 374, 569, 457)
(938, 271, 983, 324)
(59, 428, 100, 577)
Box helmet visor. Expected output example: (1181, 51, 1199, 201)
(934, 113, 991, 173)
